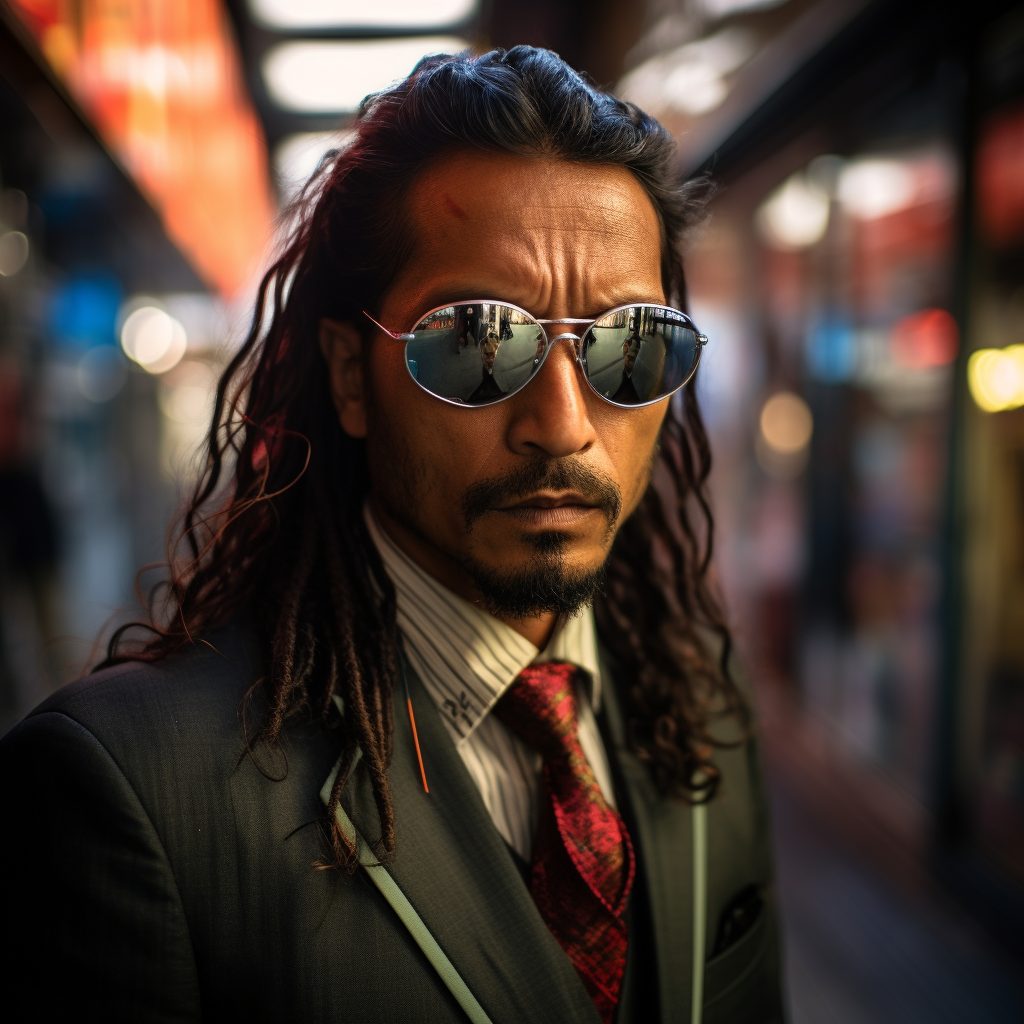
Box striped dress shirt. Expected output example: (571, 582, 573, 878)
(365, 508, 616, 861)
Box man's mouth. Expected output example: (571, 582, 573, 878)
(495, 492, 601, 528)
(461, 460, 623, 533)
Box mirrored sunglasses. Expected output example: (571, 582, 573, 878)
(364, 300, 708, 408)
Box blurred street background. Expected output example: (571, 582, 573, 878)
(0, 0, 1022, 1019)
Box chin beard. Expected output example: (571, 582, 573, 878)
(462, 533, 607, 620)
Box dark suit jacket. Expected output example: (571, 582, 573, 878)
(0, 624, 784, 1023)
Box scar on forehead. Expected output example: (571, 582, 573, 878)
(442, 193, 468, 220)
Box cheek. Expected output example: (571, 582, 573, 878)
(598, 402, 668, 511)
(365, 341, 509, 499)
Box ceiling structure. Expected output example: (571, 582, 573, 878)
(222, 0, 892, 208)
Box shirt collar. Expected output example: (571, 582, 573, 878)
(364, 506, 602, 745)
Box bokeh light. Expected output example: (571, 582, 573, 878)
(248, 0, 477, 29)
(967, 345, 1024, 413)
(262, 37, 469, 114)
(837, 158, 916, 219)
(760, 391, 814, 453)
(618, 27, 756, 117)
(890, 308, 959, 368)
(76, 347, 128, 403)
(0, 230, 29, 276)
(755, 173, 830, 250)
(120, 306, 187, 374)
(157, 360, 219, 477)
(273, 131, 353, 202)
(157, 360, 216, 424)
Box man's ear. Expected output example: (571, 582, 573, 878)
(319, 317, 367, 438)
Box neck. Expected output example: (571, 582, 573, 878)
(370, 499, 559, 649)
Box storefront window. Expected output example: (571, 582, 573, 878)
(960, 96, 1024, 885)
(690, 115, 959, 810)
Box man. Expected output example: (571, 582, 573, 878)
(611, 311, 646, 405)
(0, 47, 784, 1023)
(470, 322, 506, 402)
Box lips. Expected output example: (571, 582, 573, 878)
(499, 492, 597, 512)
(495, 492, 601, 528)
(460, 461, 622, 532)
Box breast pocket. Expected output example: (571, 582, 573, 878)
(702, 900, 784, 1024)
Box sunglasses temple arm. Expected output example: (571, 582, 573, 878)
(362, 310, 416, 341)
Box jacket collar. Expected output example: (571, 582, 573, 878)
(598, 648, 700, 1024)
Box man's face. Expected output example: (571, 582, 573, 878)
(623, 331, 642, 377)
(361, 153, 669, 624)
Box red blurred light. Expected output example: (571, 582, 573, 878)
(889, 308, 959, 368)
(977, 103, 1024, 249)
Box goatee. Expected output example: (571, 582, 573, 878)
(463, 545, 607, 620)
(459, 458, 620, 619)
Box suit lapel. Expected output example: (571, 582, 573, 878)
(599, 658, 698, 1024)
(335, 662, 600, 1024)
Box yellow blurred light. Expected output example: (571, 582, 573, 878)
(760, 391, 813, 454)
(967, 346, 1024, 412)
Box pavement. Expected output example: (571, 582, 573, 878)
(770, 780, 1024, 1023)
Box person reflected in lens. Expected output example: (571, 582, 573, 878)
(610, 307, 645, 404)
(458, 305, 478, 352)
(470, 311, 508, 403)
(500, 314, 514, 344)
(483, 328, 501, 372)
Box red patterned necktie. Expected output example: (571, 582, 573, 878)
(495, 662, 635, 1024)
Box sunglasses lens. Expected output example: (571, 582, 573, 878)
(405, 303, 546, 405)
(581, 305, 699, 406)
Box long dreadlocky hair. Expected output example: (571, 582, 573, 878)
(102, 46, 748, 872)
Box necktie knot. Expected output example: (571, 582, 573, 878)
(495, 661, 582, 761)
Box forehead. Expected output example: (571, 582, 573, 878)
(395, 153, 664, 310)
(408, 152, 660, 228)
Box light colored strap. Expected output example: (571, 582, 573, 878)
(319, 754, 495, 1024)
(691, 802, 708, 1024)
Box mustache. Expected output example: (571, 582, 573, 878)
(461, 458, 623, 530)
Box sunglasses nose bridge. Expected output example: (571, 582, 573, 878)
(545, 331, 584, 361)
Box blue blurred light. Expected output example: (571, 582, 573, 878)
(806, 319, 857, 383)
(48, 272, 123, 351)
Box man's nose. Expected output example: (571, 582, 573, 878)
(505, 335, 597, 458)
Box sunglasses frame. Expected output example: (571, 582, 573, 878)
(364, 299, 709, 409)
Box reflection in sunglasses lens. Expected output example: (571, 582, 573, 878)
(582, 306, 698, 405)
(404, 303, 697, 407)
(406, 304, 545, 405)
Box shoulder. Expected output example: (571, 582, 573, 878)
(9, 622, 263, 788)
